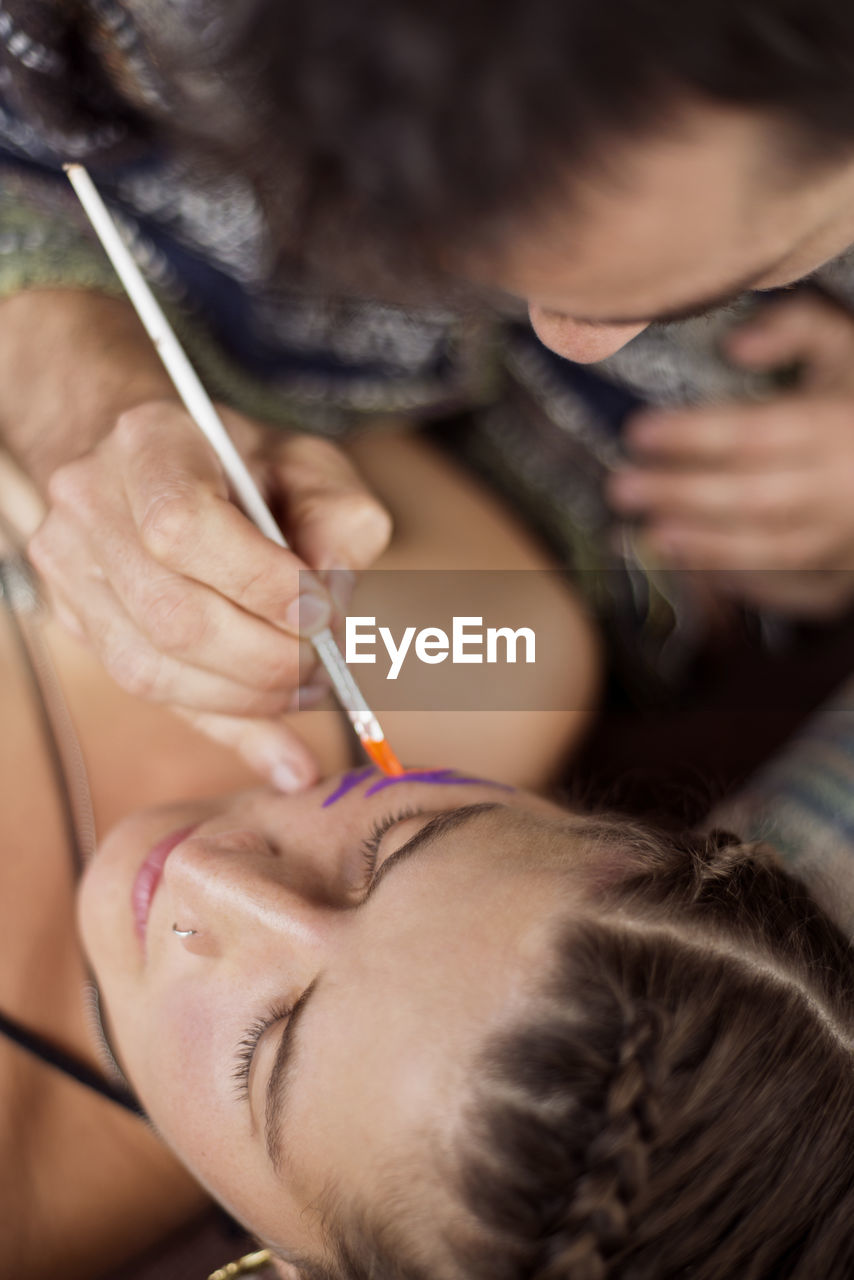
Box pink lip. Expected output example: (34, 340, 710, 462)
(132, 824, 198, 943)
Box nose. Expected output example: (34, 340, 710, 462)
(528, 305, 647, 363)
(162, 828, 332, 958)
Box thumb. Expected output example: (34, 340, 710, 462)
(724, 292, 854, 381)
(174, 708, 321, 792)
(272, 435, 393, 572)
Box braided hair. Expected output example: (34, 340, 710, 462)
(448, 821, 854, 1279)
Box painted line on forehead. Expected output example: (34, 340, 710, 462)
(322, 766, 376, 808)
(363, 769, 515, 797)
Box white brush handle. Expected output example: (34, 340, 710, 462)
(64, 163, 386, 742)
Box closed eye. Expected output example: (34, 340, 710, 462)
(358, 806, 424, 890)
(232, 1002, 292, 1101)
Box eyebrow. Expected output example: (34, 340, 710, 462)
(571, 254, 792, 327)
(262, 802, 502, 1171)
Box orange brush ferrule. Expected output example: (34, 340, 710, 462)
(362, 737, 406, 776)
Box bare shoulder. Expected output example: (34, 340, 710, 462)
(344, 425, 603, 789)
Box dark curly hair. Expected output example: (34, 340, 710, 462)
(187, 0, 854, 287)
(283, 817, 854, 1279)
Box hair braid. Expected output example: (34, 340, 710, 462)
(534, 1005, 663, 1280)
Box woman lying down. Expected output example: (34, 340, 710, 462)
(3, 431, 854, 1280)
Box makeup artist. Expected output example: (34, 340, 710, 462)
(2, 0, 854, 784)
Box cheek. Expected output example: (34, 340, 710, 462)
(112, 973, 234, 1177)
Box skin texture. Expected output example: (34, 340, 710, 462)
(78, 773, 587, 1268)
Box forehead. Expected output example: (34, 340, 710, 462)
(477, 102, 808, 316)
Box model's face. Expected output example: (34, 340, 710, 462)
(475, 101, 854, 363)
(79, 769, 590, 1268)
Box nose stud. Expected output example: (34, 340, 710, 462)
(172, 923, 198, 937)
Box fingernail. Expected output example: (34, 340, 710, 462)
(285, 591, 331, 636)
(271, 759, 311, 793)
(288, 683, 329, 711)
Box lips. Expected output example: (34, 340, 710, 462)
(132, 824, 197, 943)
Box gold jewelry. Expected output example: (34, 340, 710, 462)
(208, 1249, 274, 1280)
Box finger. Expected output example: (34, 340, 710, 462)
(172, 709, 320, 792)
(40, 531, 312, 717)
(97, 523, 321, 691)
(724, 292, 854, 380)
(623, 399, 817, 467)
(118, 407, 332, 638)
(43, 470, 323, 692)
(641, 521, 829, 572)
(268, 434, 393, 571)
(607, 465, 815, 527)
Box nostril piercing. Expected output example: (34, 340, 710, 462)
(172, 924, 198, 937)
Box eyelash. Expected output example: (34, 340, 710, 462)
(232, 1000, 293, 1100)
(359, 805, 420, 888)
(232, 806, 421, 1100)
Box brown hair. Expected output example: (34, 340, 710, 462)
(178, 1, 854, 288)
(294, 819, 854, 1278)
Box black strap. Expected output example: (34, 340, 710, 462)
(0, 556, 145, 1118)
(0, 1007, 144, 1116)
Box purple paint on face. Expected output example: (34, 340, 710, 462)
(363, 769, 514, 798)
(322, 766, 376, 808)
(323, 766, 515, 808)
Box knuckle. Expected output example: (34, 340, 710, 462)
(236, 558, 291, 612)
(114, 401, 174, 451)
(138, 488, 200, 563)
(46, 458, 94, 514)
(138, 582, 208, 656)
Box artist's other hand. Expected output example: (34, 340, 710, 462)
(608, 292, 854, 617)
(28, 402, 391, 788)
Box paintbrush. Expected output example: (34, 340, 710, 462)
(64, 162, 403, 777)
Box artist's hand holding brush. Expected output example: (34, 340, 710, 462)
(608, 291, 854, 617)
(0, 289, 391, 790)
